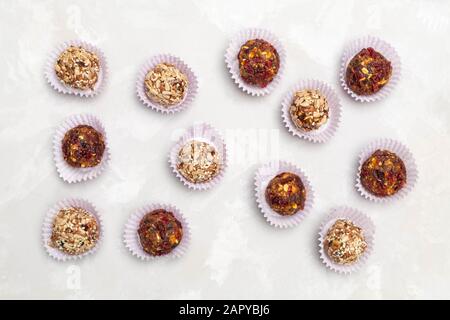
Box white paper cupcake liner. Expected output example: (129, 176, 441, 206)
(281, 79, 342, 143)
(225, 28, 286, 96)
(53, 113, 111, 183)
(123, 203, 191, 260)
(318, 206, 375, 274)
(340, 36, 401, 102)
(42, 198, 104, 261)
(356, 138, 418, 203)
(45, 40, 108, 98)
(169, 123, 227, 191)
(254, 161, 314, 228)
(136, 54, 199, 114)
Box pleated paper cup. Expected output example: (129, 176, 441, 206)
(254, 161, 314, 228)
(225, 28, 286, 96)
(45, 40, 108, 98)
(340, 36, 401, 102)
(123, 203, 191, 260)
(53, 114, 111, 183)
(318, 206, 375, 274)
(281, 79, 342, 143)
(356, 138, 418, 203)
(169, 123, 227, 191)
(136, 54, 198, 114)
(42, 198, 103, 261)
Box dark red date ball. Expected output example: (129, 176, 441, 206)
(238, 39, 280, 88)
(62, 125, 105, 168)
(360, 149, 406, 197)
(345, 47, 392, 95)
(138, 209, 183, 256)
(265, 172, 306, 216)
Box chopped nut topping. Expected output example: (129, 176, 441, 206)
(144, 63, 188, 107)
(177, 140, 221, 184)
(324, 219, 367, 265)
(289, 89, 329, 131)
(49, 207, 99, 255)
(55, 46, 100, 90)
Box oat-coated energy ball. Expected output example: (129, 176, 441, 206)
(55, 46, 100, 90)
(324, 219, 367, 265)
(289, 89, 329, 131)
(49, 207, 100, 255)
(177, 140, 221, 184)
(144, 63, 188, 107)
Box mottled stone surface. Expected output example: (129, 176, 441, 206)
(0, 0, 450, 300)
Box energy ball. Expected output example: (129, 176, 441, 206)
(144, 63, 188, 107)
(49, 207, 100, 255)
(177, 140, 221, 184)
(265, 172, 306, 216)
(62, 125, 105, 168)
(289, 89, 329, 131)
(345, 47, 392, 95)
(55, 46, 100, 90)
(138, 209, 183, 256)
(360, 149, 407, 197)
(324, 219, 367, 265)
(238, 39, 280, 88)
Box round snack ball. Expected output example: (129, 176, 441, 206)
(62, 125, 105, 168)
(265, 172, 306, 216)
(177, 140, 221, 184)
(324, 219, 367, 265)
(238, 39, 280, 88)
(50, 207, 100, 255)
(345, 47, 392, 95)
(144, 63, 188, 107)
(360, 149, 407, 197)
(138, 209, 183, 256)
(55, 46, 100, 90)
(289, 89, 329, 131)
